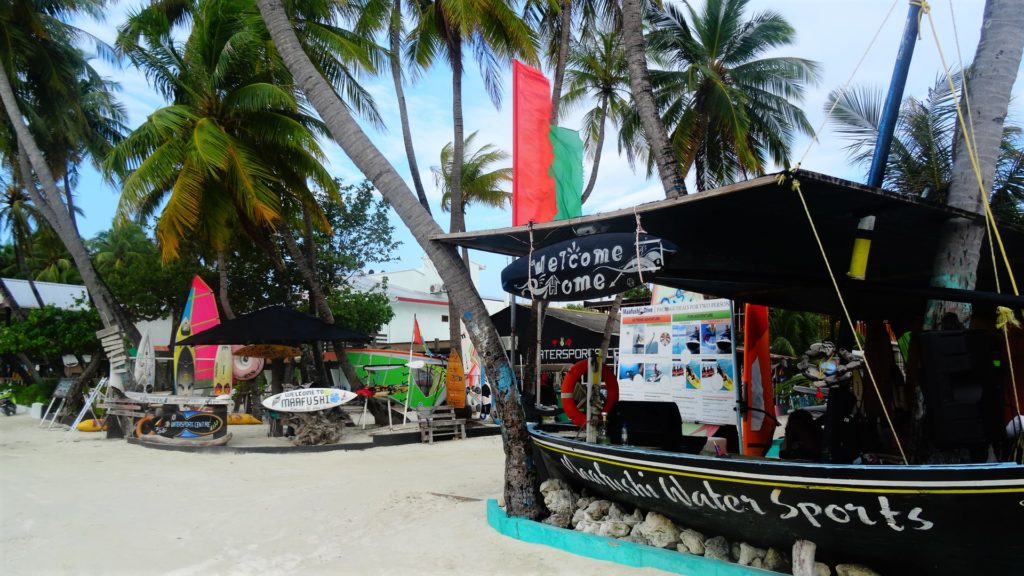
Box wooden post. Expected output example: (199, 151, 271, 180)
(792, 539, 817, 576)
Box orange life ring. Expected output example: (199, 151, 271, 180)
(560, 359, 619, 427)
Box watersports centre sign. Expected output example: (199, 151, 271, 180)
(501, 233, 676, 301)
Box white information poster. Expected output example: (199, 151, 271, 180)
(617, 299, 738, 425)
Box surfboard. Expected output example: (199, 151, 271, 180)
(741, 304, 776, 456)
(134, 330, 156, 393)
(261, 388, 357, 412)
(445, 350, 465, 409)
(213, 345, 233, 395)
(176, 347, 195, 395)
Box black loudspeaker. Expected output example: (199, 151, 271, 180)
(916, 330, 1000, 449)
(607, 401, 702, 452)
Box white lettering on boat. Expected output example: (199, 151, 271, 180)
(556, 455, 934, 532)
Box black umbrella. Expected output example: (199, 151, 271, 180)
(177, 305, 370, 346)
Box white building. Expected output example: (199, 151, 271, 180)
(356, 256, 506, 352)
(1, 278, 174, 347)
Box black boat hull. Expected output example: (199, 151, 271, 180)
(530, 424, 1024, 575)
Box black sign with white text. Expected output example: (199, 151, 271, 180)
(501, 233, 676, 301)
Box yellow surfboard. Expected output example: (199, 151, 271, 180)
(213, 345, 233, 395)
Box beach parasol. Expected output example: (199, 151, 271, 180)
(178, 305, 371, 346)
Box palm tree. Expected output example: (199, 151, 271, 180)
(91, 223, 151, 274)
(768, 308, 829, 358)
(559, 29, 631, 203)
(619, 0, 686, 198)
(827, 74, 1023, 219)
(927, 0, 1024, 327)
(28, 226, 82, 284)
(0, 0, 139, 343)
(0, 186, 45, 307)
(105, 0, 339, 262)
(256, 0, 543, 519)
(406, 0, 538, 351)
(628, 0, 818, 191)
(522, 0, 620, 122)
(432, 132, 512, 214)
(354, 0, 433, 214)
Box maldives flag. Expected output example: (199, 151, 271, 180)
(512, 60, 583, 226)
(741, 304, 776, 456)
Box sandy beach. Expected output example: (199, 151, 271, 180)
(0, 413, 667, 576)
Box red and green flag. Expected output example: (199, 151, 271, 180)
(512, 60, 584, 226)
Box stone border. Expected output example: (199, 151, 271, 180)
(486, 499, 770, 575)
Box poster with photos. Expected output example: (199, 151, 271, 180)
(617, 299, 738, 425)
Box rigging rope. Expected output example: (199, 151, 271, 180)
(918, 0, 1022, 424)
(779, 169, 909, 464)
(796, 0, 901, 167)
(634, 207, 647, 284)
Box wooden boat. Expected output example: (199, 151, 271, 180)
(438, 170, 1024, 574)
(530, 422, 1023, 575)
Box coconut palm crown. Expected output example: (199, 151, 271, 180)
(104, 0, 340, 260)
(432, 131, 511, 213)
(621, 0, 819, 191)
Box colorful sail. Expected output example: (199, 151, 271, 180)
(173, 276, 221, 394)
(741, 304, 776, 456)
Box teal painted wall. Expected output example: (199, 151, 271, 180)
(486, 499, 773, 575)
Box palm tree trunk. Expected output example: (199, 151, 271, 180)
(256, 0, 542, 519)
(620, 0, 686, 198)
(550, 0, 572, 123)
(63, 170, 78, 234)
(581, 96, 609, 204)
(216, 250, 235, 320)
(0, 63, 140, 346)
(925, 0, 1024, 328)
(279, 225, 365, 389)
(448, 43, 467, 355)
(13, 245, 46, 308)
(390, 0, 431, 214)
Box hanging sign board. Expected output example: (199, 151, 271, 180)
(501, 233, 676, 301)
(53, 379, 74, 399)
(617, 299, 738, 426)
(261, 388, 357, 412)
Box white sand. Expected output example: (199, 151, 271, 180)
(0, 414, 667, 576)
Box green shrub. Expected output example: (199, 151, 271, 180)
(3, 378, 59, 405)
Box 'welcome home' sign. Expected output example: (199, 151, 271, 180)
(501, 233, 676, 301)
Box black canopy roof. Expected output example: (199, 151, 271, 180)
(177, 306, 371, 346)
(436, 170, 1024, 318)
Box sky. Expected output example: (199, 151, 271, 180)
(67, 0, 1022, 300)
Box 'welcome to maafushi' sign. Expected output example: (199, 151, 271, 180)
(501, 233, 676, 301)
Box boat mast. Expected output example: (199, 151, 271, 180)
(849, 1, 923, 280)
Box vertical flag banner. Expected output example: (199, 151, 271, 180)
(549, 126, 584, 220)
(741, 304, 776, 456)
(513, 60, 556, 225)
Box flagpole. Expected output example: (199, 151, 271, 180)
(403, 315, 416, 425)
